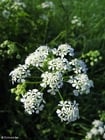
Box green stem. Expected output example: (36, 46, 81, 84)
(37, 67, 44, 73)
(40, 87, 44, 93)
(63, 76, 69, 81)
(43, 11, 50, 44)
(57, 90, 64, 101)
(25, 81, 41, 84)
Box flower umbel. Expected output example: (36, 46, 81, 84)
(48, 57, 71, 73)
(9, 64, 30, 84)
(52, 44, 74, 58)
(70, 58, 88, 74)
(21, 89, 45, 114)
(10, 43, 93, 123)
(56, 100, 79, 123)
(40, 71, 63, 94)
(68, 73, 94, 96)
(25, 46, 49, 68)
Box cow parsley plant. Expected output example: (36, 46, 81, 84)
(10, 44, 93, 123)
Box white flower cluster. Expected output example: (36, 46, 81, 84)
(52, 44, 74, 58)
(9, 64, 30, 84)
(40, 71, 63, 95)
(21, 89, 45, 114)
(41, 1, 54, 9)
(70, 58, 88, 74)
(56, 100, 79, 123)
(10, 43, 93, 123)
(71, 16, 83, 27)
(11, 0, 26, 10)
(25, 46, 49, 67)
(1, 0, 26, 19)
(85, 120, 105, 140)
(48, 57, 71, 73)
(68, 74, 94, 96)
(2, 10, 10, 19)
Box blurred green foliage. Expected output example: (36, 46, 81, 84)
(81, 50, 102, 66)
(0, 0, 105, 139)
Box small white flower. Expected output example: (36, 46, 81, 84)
(70, 58, 88, 74)
(9, 64, 30, 84)
(21, 89, 45, 114)
(36, 45, 49, 54)
(71, 16, 83, 27)
(2, 10, 10, 19)
(25, 46, 49, 67)
(53, 44, 74, 58)
(51, 48, 57, 55)
(103, 133, 105, 139)
(47, 88, 58, 95)
(98, 126, 104, 135)
(48, 57, 71, 73)
(41, 1, 54, 9)
(92, 120, 104, 128)
(90, 127, 99, 136)
(73, 90, 79, 96)
(85, 132, 93, 139)
(40, 71, 63, 93)
(56, 100, 79, 123)
(11, 1, 26, 10)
